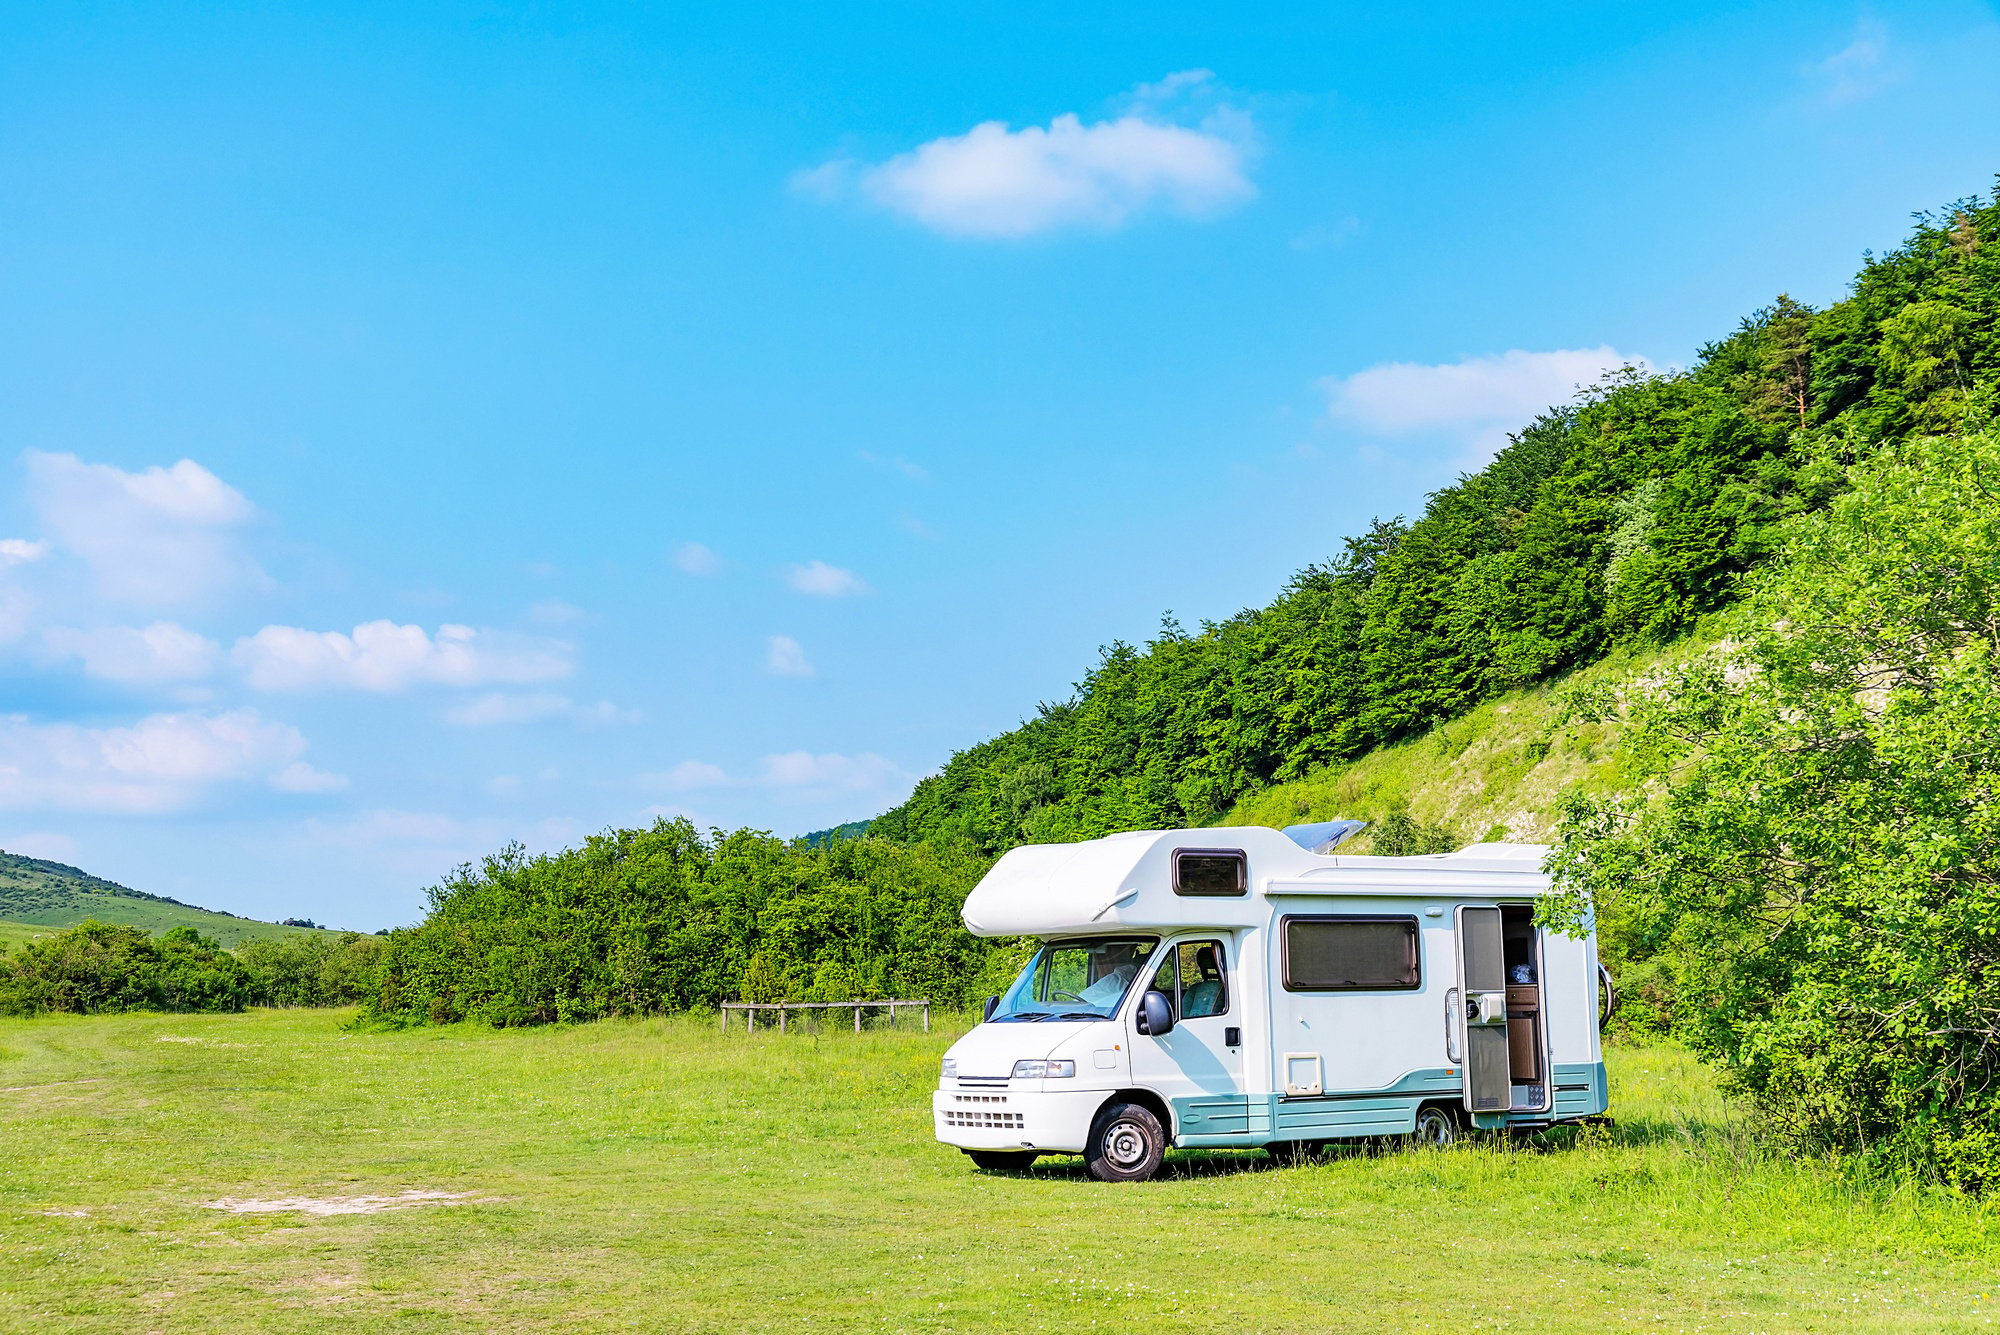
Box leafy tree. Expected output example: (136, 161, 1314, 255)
(1545, 427, 2000, 1185)
(0, 921, 253, 1016)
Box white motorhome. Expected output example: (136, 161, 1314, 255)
(933, 823, 1609, 1181)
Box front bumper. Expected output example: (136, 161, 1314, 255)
(931, 1084, 1107, 1154)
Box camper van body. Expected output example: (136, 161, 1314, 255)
(933, 826, 1607, 1175)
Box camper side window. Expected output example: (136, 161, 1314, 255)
(1174, 849, 1246, 897)
(1176, 940, 1229, 1018)
(1282, 916, 1420, 991)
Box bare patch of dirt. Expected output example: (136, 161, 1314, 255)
(199, 1189, 499, 1217)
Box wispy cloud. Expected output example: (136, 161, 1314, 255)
(641, 750, 910, 804)
(765, 634, 814, 678)
(672, 542, 722, 576)
(0, 708, 342, 813)
(43, 622, 220, 686)
(797, 70, 1254, 238)
(1810, 19, 1898, 107)
(858, 451, 930, 483)
(442, 692, 639, 727)
(232, 621, 571, 693)
(783, 560, 870, 598)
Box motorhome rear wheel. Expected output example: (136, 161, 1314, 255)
(1412, 1104, 1459, 1149)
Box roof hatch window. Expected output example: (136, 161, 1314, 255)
(1173, 848, 1247, 897)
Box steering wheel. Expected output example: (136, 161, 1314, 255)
(1049, 990, 1086, 1003)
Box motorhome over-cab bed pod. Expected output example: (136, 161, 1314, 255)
(936, 825, 1608, 1181)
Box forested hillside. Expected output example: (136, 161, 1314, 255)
(869, 187, 1999, 854)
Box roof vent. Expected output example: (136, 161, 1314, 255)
(1281, 819, 1367, 854)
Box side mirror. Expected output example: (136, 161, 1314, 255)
(983, 995, 1000, 1022)
(1135, 989, 1175, 1037)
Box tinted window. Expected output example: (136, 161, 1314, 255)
(1174, 849, 1246, 897)
(1283, 917, 1420, 991)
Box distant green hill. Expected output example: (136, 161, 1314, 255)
(0, 851, 334, 949)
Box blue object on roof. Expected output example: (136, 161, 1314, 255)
(1280, 819, 1368, 854)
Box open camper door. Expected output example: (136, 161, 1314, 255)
(1455, 906, 1511, 1114)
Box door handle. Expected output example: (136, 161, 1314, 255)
(1444, 988, 1461, 1064)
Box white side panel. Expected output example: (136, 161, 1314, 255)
(1264, 896, 1455, 1096)
(1540, 928, 1600, 1066)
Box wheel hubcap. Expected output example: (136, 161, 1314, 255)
(1105, 1120, 1147, 1168)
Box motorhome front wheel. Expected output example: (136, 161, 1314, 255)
(1086, 1102, 1166, 1183)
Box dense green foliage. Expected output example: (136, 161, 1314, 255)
(0, 922, 254, 1016)
(361, 822, 1004, 1026)
(1548, 426, 2000, 1185)
(234, 931, 388, 1008)
(0, 921, 387, 1015)
(871, 189, 2000, 855)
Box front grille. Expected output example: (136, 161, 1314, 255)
(954, 1093, 1006, 1105)
(943, 1109, 1025, 1129)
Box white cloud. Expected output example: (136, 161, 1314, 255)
(0, 708, 339, 813)
(232, 621, 571, 693)
(640, 751, 911, 804)
(0, 539, 49, 566)
(443, 692, 639, 727)
(801, 72, 1254, 238)
(24, 452, 260, 608)
(643, 759, 731, 791)
(43, 622, 220, 685)
(757, 751, 906, 792)
(0, 830, 78, 862)
(858, 451, 930, 483)
(673, 542, 722, 576)
(271, 761, 348, 793)
(783, 560, 871, 598)
(527, 599, 588, 626)
(1812, 20, 1897, 107)
(766, 634, 814, 678)
(1324, 348, 1642, 433)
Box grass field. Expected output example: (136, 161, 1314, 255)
(0, 921, 51, 952)
(4, 1010, 1999, 1333)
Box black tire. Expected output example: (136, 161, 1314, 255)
(1085, 1101, 1166, 1182)
(1411, 1103, 1460, 1149)
(966, 1150, 1039, 1173)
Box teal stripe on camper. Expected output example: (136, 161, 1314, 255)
(1172, 1068, 1461, 1148)
(1551, 1061, 1608, 1118)
(1171, 1094, 1269, 1140)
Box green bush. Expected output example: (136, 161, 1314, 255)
(0, 922, 253, 1016)
(1548, 426, 2000, 1186)
(235, 932, 386, 1007)
(363, 822, 995, 1027)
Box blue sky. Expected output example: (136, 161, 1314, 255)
(2, 1, 1997, 929)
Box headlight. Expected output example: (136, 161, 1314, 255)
(940, 1058, 956, 1078)
(1011, 1059, 1076, 1079)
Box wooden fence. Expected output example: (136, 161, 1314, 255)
(719, 999, 931, 1035)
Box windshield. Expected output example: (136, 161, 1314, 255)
(988, 937, 1159, 1023)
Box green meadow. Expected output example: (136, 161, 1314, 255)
(4, 1009, 1998, 1333)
